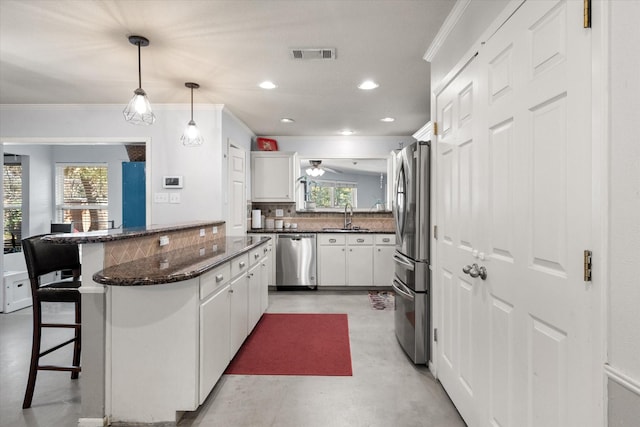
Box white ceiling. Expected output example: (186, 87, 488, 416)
(0, 0, 454, 137)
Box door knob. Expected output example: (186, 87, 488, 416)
(463, 263, 488, 280)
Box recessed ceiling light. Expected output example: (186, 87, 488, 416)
(259, 81, 277, 89)
(380, 117, 395, 122)
(280, 118, 295, 123)
(358, 80, 379, 90)
(340, 130, 355, 136)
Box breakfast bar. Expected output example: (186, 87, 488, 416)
(43, 221, 272, 426)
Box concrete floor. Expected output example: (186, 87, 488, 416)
(0, 291, 465, 427)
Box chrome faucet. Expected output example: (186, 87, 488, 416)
(344, 202, 353, 229)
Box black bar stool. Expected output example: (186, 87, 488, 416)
(21, 234, 81, 409)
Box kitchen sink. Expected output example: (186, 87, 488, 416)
(321, 227, 370, 232)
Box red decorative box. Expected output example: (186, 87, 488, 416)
(256, 137, 278, 151)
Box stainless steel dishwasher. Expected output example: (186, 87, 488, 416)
(276, 234, 317, 290)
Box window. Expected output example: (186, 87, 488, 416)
(3, 156, 22, 252)
(308, 180, 357, 209)
(56, 164, 109, 232)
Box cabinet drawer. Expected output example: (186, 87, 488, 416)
(375, 234, 396, 245)
(347, 235, 373, 245)
(200, 263, 231, 300)
(318, 234, 346, 245)
(249, 247, 263, 266)
(231, 254, 249, 277)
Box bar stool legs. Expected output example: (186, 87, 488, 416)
(22, 299, 82, 409)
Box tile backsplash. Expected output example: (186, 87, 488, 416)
(249, 202, 394, 231)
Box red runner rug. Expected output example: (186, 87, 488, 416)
(225, 313, 352, 376)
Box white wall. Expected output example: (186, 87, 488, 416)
(607, 0, 640, 423)
(0, 104, 226, 226)
(263, 135, 412, 157)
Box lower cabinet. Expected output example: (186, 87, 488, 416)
(346, 235, 373, 286)
(229, 254, 250, 356)
(247, 262, 262, 332)
(199, 282, 230, 404)
(318, 233, 394, 287)
(109, 241, 270, 423)
(318, 234, 347, 286)
(373, 234, 396, 286)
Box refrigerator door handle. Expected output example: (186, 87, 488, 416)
(393, 253, 415, 271)
(392, 277, 415, 301)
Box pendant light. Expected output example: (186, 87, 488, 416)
(123, 35, 155, 125)
(181, 82, 204, 146)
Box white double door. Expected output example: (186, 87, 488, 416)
(435, 1, 599, 426)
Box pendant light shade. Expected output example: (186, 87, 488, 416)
(181, 82, 204, 146)
(123, 35, 155, 125)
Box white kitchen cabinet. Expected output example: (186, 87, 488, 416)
(260, 252, 270, 313)
(251, 151, 298, 202)
(318, 234, 347, 286)
(373, 234, 395, 286)
(199, 279, 230, 404)
(3, 271, 31, 313)
(229, 254, 249, 355)
(346, 235, 373, 286)
(247, 262, 261, 332)
(317, 233, 395, 287)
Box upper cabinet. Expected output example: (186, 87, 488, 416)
(251, 151, 298, 202)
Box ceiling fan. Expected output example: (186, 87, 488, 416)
(305, 160, 340, 177)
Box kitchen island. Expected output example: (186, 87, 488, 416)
(44, 221, 272, 426)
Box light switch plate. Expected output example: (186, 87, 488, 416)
(275, 209, 284, 217)
(199, 228, 206, 237)
(159, 235, 170, 246)
(212, 226, 218, 234)
(169, 193, 181, 204)
(154, 192, 169, 203)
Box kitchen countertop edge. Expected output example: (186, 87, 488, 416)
(43, 220, 226, 244)
(247, 229, 394, 234)
(93, 236, 270, 286)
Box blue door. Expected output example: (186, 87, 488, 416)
(122, 162, 146, 228)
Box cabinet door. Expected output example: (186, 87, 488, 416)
(247, 263, 262, 332)
(347, 246, 373, 286)
(260, 255, 270, 314)
(251, 152, 297, 202)
(318, 245, 346, 286)
(229, 273, 249, 355)
(373, 245, 395, 286)
(199, 284, 230, 404)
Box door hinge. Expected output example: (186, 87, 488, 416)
(433, 225, 438, 240)
(583, 250, 592, 282)
(434, 328, 438, 342)
(584, 0, 591, 28)
(433, 122, 438, 136)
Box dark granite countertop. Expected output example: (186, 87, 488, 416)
(247, 229, 394, 234)
(93, 236, 270, 286)
(43, 220, 225, 244)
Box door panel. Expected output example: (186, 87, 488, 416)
(228, 144, 246, 236)
(435, 1, 596, 426)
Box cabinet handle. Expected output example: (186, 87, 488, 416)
(329, 239, 336, 243)
(349, 249, 353, 252)
(378, 249, 381, 252)
(215, 274, 224, 282)
(357, 238, 365, 243)
(383, 238, 390, 243)
(239, 261, 246, 268)
(229, 289, 234, 294)
(254, 253, 260, 259)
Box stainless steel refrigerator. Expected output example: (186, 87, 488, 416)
(392, 140, 430, 364)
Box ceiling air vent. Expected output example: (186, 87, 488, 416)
(290, 48, 336, 60)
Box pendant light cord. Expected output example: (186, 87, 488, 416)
(190, 87, 194, 121)
(137, 42, 142, 89)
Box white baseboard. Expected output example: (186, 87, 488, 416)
(77, 417, 107, 427)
